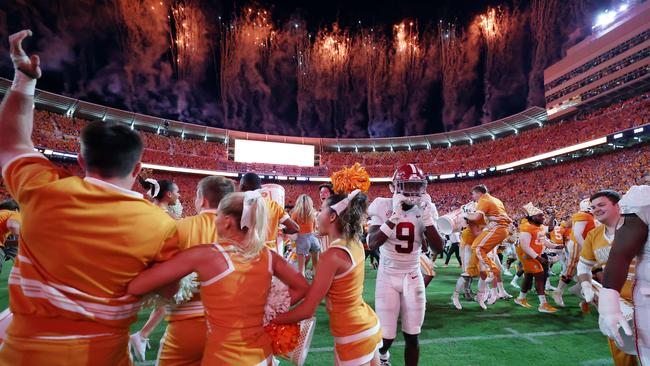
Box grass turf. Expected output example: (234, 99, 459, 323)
(0, 258, 614, 366)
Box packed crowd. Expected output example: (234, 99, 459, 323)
(4, 140, 643, 222)
(27, 93, 649, 179)
(322, 93, 650, 176)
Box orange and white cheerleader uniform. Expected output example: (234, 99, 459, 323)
(157, 209, 219, 366)
(0, 154, 179, 366)
(327, 239, 382, 366)
(200, 244, 274, 366)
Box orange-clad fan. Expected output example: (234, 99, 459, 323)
(552, 199, 597, 307)
(0, 30, 180, 366)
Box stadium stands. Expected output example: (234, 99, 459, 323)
(28, 93, 649, 177)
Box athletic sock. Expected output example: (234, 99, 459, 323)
(538, 295, 547, 304)
(556, 280, 567, 294)
(517, 291, 527, 300)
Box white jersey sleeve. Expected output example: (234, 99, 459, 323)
(368, 197, 392, 227)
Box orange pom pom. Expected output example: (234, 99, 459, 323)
(330, 163, 371, 194)
(265, 323, 300, 355)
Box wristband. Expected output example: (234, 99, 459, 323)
(380, 223, 394, 237)
(11, 69, 36, 96)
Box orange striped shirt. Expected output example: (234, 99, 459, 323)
(2, 154, 179, 336)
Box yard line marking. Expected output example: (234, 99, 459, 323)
(475, 313, 512, 318)
(308, 328, 600, 352)
(504, 327, 542, 344)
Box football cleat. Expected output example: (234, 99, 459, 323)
(551, 290, 565, 307)
(452, 292, 462, 310)
(379, 350, 391, 366)
(510, 277, 520, 289)
(514, 298, 533, 309)
(538, 303, 559, 313)
(477, 292, 488, 310)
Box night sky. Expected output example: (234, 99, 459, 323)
(0, 0, 610, 138)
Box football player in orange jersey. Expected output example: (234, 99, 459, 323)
(273, 190, 383, 366)
(465, 185, 513, 309)
(552, 199, 596, 307)
(577, 190, 638, 366)
(513, 204, 565, 313)
(129, 192, 309, 366)
(0, 30, 181, 365)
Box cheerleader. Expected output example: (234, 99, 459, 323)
(128, 192, 309, 365)
(273, 165, 382, 366)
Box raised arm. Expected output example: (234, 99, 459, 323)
(271, 248, 347, 324)
(0, 30, 42, 168)
(602, 214, 647, 292)
(128, 245, 225, 296)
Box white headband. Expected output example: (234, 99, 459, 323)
(331, 189, 361, 215)
(241, 191, 262, 230)
(145, 178, 160, 198)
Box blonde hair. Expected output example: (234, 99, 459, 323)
(217, 192, 268, 261)
(291, 194, 315, 225)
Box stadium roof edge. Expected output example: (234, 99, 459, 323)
(0, 77, 547, 151)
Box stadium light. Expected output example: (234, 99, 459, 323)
(613, 133, 623, 139)
(496, 137, 606, 171)
(594, 10, 616, 28)
(619, 3, 629, 12)
(491, 134, 495, 140)
(439, 173, 456, 180)
(130, 122, 135, 130)
(634, 127, 644, 134)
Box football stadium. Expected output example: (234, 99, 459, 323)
(0, 1, 649, 365)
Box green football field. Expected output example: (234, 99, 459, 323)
(0, 258, 615, 366)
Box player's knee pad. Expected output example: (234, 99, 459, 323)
(403, 332, 420, 347)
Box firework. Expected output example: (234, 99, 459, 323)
(170, 1, 210, 80)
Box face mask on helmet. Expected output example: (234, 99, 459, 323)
(396, 181, 427, 206)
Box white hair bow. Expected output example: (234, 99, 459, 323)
(145, 178, 160, 198)
(241, 190, 262, 229)
(331, 189, 361, 216)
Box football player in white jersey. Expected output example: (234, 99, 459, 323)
(368, 164, 444, 366)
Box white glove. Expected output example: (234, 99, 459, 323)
(461, 201, 476, 214)
(420, 194, 436, 227)
(580, 281, 595, 303)
(598, 287, 633, 348)
(390, 193, 406, 224)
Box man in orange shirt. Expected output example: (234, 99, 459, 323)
(465, 184, 512, 309)
(155, 176, 235, 366)
(0, 30, 179, 366)
(553, 198, 596, 307)
(239, 172, 298, 250)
